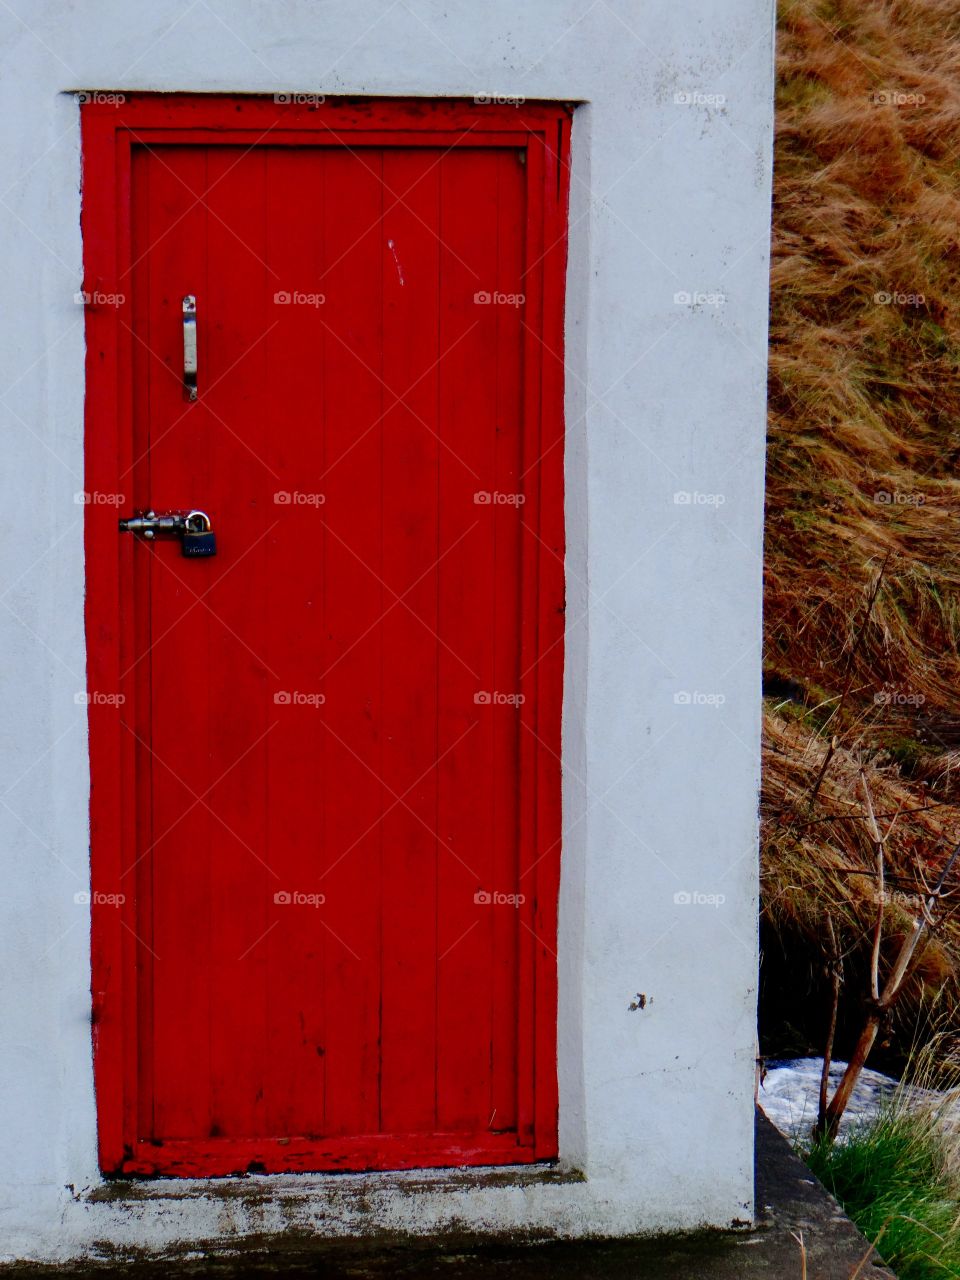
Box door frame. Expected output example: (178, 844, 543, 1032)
(81, 94, 570, 1177)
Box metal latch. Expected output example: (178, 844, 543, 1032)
(119, 510, 216, 557)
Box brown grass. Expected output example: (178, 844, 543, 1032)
(763, 0, 960, 1056)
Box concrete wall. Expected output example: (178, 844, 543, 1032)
(0, 0, 773, 1261)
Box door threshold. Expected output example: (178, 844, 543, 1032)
(83, 1159, 584, 1203)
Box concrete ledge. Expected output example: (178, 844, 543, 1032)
(0, 1115, 896, 1277)
(83, 1161, 585, 1204)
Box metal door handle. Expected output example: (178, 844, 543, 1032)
(182, 294, 197, 399)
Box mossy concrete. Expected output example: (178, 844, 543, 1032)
(0, 1116, 895, 1279)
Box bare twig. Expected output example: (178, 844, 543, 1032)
(808, 735, 838, 811)
(781, 799, 960, 831)
(817, 834, 960, 1141)
(861, 772, 885, 1004)
(807, 552, 891, 808)
(826, 551, 892, 734)
(818, 915, 842, 1134)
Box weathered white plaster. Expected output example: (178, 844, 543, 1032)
(0, 0, 773, 1261)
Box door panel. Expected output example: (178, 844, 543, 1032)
(82, 97, 568, 1178)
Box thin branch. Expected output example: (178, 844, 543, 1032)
(819, 835, 960, 1140)
(818, 915, 841, 1134)
(861, 771, 885, 1004)
(822, 550, 892, 736)
(778, 800, 960, 830)
(805, 552, 891, 809)
(808, 735, 838, 810)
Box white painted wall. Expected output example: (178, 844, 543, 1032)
(0, 0, 773, 1261)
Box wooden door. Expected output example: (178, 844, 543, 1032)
(81, 97, 568, 1177)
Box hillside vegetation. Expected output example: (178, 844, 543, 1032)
(762, 0, 960, 1069)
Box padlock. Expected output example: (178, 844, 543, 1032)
(181, 510, 217, 557)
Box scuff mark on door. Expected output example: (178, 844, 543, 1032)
(387, 237, 405, 286)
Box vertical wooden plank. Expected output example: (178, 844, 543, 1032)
(531, 117, 570, 1157)
(262, 147, 328, 1138)
(516, 136, 546, 1149)
(128, 143, 155, 1149)
(435, 148, 502, 1132)
(114, 132, 142, 1172)
(378, 149, 441, 1134)
(489, 148, 527, 1138)
(202, 146, 271, 1141)
(319, 149, 384, 1140)
(137, 145, 215, 1143)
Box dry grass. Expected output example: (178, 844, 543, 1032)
(763, 0, 960, 1054)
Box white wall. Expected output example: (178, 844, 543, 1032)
(0, 0, 773, 1261)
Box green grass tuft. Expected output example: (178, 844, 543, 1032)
(807, 1109, 960, 1278)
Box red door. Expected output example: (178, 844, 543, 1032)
(82, 97, 568, 1177)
